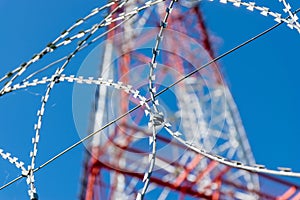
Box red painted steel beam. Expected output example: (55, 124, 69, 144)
(94, 160, 214, 199)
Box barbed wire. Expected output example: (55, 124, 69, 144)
(0, 1, 118, 91)
(1, 0, 300, 199)
(0, 149, 27, 173)
(25, 1, 134, 198)
(279, 0, 300, 29)
(0, 0, 165, 95)
(2, 0, 300, 93)
(0, 1, 165, 199)
(216, 0, 300, 32)
(2, 72, 300, 179)
(138, 0, 177, 199)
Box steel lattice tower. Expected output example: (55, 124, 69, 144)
(78, 1, 300, 200)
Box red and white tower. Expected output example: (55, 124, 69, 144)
(79, 1, 300, 199)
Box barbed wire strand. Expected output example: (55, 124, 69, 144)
(0, 0, 164, 97)
(137, 0, 177, 199)
(0, 0, 163, 93)
(25, 1, 133, 198)
(0, 1, 118, 89)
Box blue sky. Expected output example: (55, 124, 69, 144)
(0, 0, 300, 199)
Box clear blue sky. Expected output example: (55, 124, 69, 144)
(0, 0, 300, 199)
